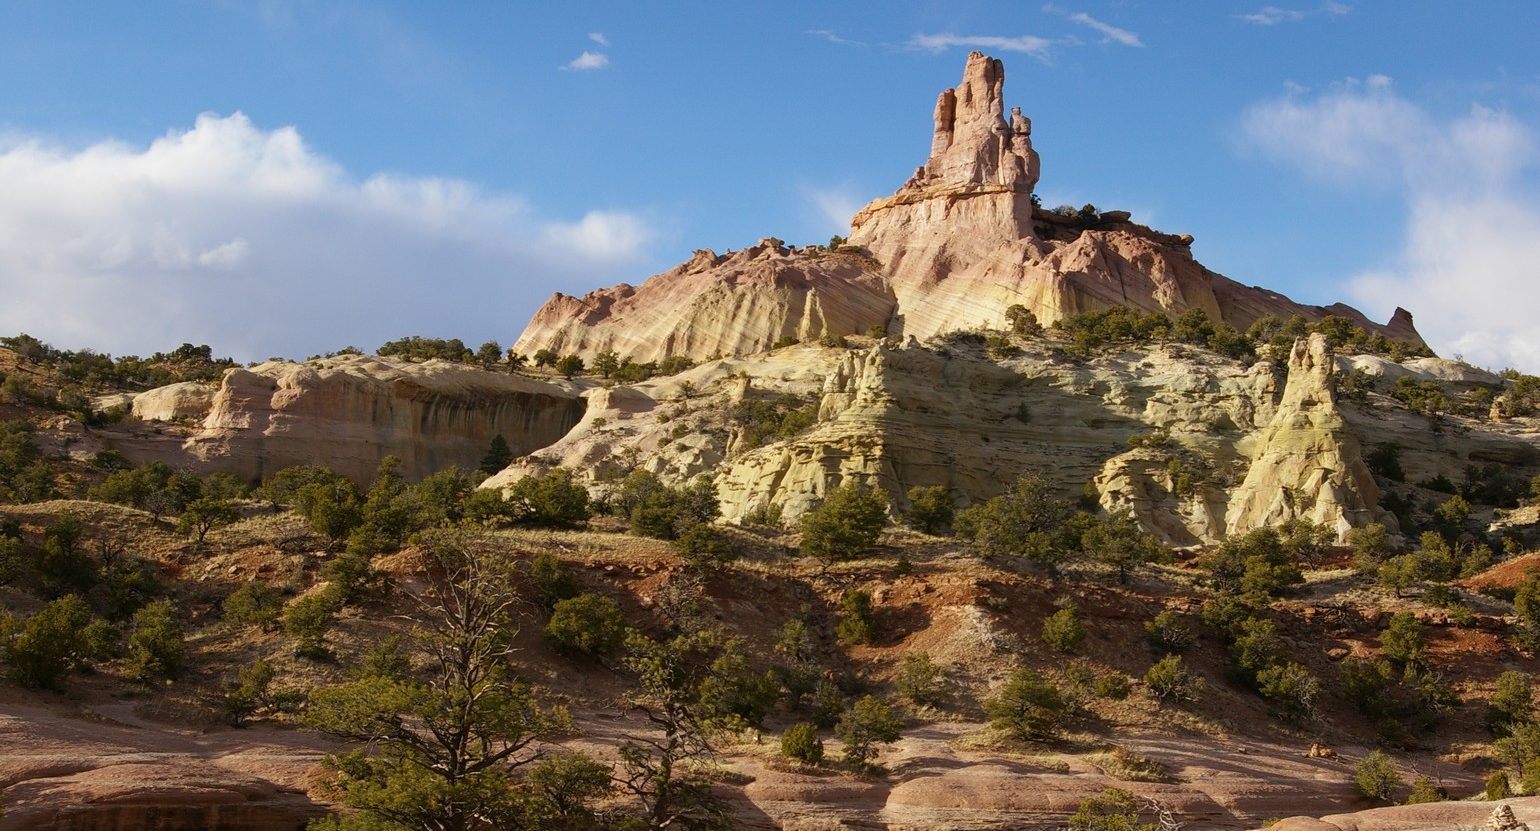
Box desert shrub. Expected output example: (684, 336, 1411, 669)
(1095, 674, 1133, 700)
(125, 599, 184, 681)
(1486, 770, 1513, 800)
(905, 485, 954, 535)
(1067, 787, 1157, 831)
(506, 468, 591, 528)
(523, 752, 614, 826)
(1053, 307, 1172, 355)
(526, 552, 578, 609)
(546, 593, 626, 658)
(1199, 527, 1303, 598)
(1144, 609, 1194, 653)
(780, 721, 824, 765)
(1380, 612, 1427, 670)
(283, 591, 339, 659)
(1143, 654, 1202, 704)
(835, 589, 875, 646)
(36, 513, 96, 596)
(0, 595, 116, 689)
(895, 652, 947, 708)
(1005, 304, 1043, 337)
(377, 335, 473, 363)
(1355, 751, 1402, 802)
(0, 535, 22, 584)
(1516, 572, 1540, 651)
(800, 483, 888, 563)
(1081, 510, 1168, 583)
(1490, 670, 1535, 735)
(673, 523, 737, 571)
(321, 549, 376, 604)
(1349, 522, 1390, 571)
(985, 668, 1068, 742)
(1042, 606, 1087, 655)
(807, 678, 846, 729)
(696, 645, 781, 731)
(955, 474, 1078, 573)
(1255, 661, 1321, 719)
(1390, 376, 1452, 416)
(835, 695, 903, 769)
(730, 393, 819, 450)
(1403, 776, 1444, 805)
(221, 659, 276, 726)
(627, 474, 720, 540)
(742, 502, 784, 529)
(1365, 444, 1405, 482)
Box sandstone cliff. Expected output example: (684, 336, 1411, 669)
(478, 332, 1534, 545)
(105, 355, 584, 484)
(513, 240, 895, 364)
(513, 51, 1423, 364)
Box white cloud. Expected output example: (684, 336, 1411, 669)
(809, 29, 863, 46)
(803, 185, 867, 235)
(1239, 3, 1351, 25)
(0, 113, 654, 361)
(910, 33, 1054, 63)
(588, 32, 609, 47)
(563, 50, 609, 71)
(1043, 6, 1142, 47)
(1239, 78, 1540, 372)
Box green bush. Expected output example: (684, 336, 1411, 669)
(672, 523, 736, 571)
(1380, 612, 1426, 669)
(1200, 527, 1305, 598)
(546, 594, 626, 658)
(0, 595, 116, 689)
(955, 474, 1078, 572)
(1041, 606, 1087, 655)
(1403, 776, 1443, 805)
(1486, 770, 1513, 800)
(780, 721, 824, 765)
(1144, 654, 1202, 704)
(1489, 670, 1535, 735)
(125, 599, 184, 681)
(625, 474, 720, 540)
(835, 589, 876, 646)
(523, 752, 614, 826)
(1255, 661, 1320, 719)
(800, 483, 888, 563)
(835, 695, 903, 769)
(222, 659, 276, 726)
(1081, 510, 1168, 583)
(1355, 750, 1402, 802)
(506, 468, 591, 528)
(730, 394, 819, 450)
(1094, 674, 1132, 700)
(1144, 609, 1193, 652)
(895, 652, 947, 708)
(527, 552, 578, 609)
(1067, 787, 1158, 831)
(283, 591, 339, 659)
(985, 668, 1068, 742)
(905, 485, 954, 535)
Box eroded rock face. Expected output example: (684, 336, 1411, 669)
(514, 51, 1423, 365)
(513, 241, 896, 364)
(1225, 333, 1385, 540)
(107, 355, 585, 484)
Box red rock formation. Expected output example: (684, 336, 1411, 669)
(514, 51, 1425, 362)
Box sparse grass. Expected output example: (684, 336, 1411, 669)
(1085, 746, 1172, 783)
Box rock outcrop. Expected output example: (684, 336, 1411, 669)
(514, 51, 1424, 364)
(106, 355, 585, 484)
(482, 332, 1490, 545)
(513, 240, 896, 364)
(1224, 333, 1384, 539)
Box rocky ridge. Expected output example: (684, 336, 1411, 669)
(515, 51, 1423, 363)
(101, 354, 584, 484)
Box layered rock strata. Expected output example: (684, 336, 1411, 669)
(515, 51, 1424, 364)
(106, 355, 584, 484)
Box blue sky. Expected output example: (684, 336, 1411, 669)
(1, 1, 1538, 369)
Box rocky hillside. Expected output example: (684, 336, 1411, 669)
(515, 51, 1423, 363)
